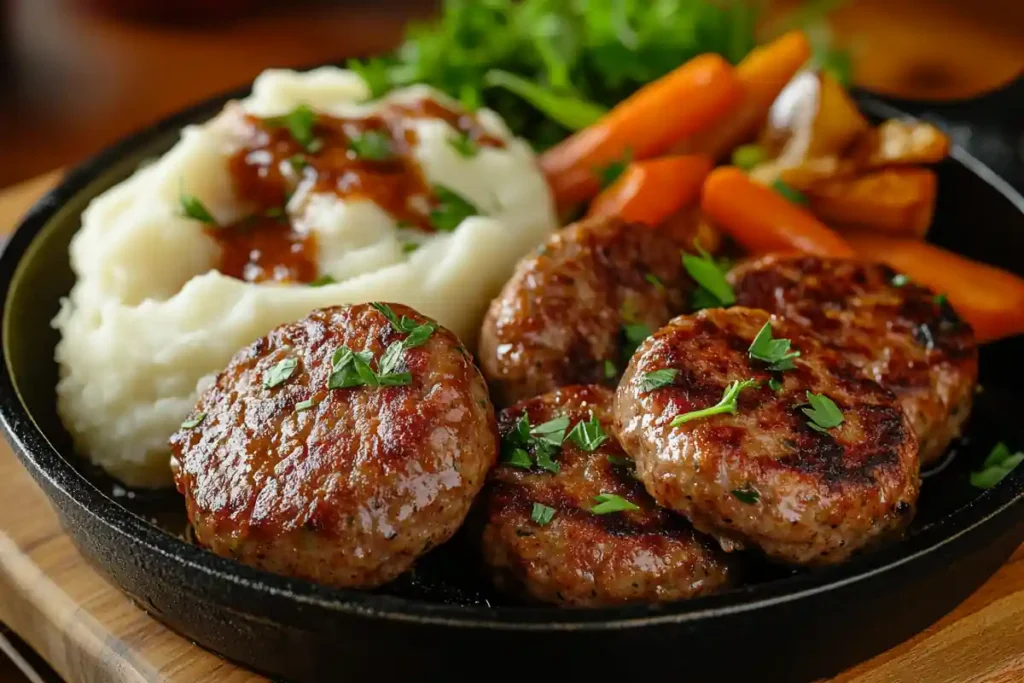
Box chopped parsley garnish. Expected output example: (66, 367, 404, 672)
(731, 144, 767, 171)
(287, 154, 308, 172)
(670, 378, 758, 426)
(607, 455, 635, 469)
(370, 302, 437, 348)
(181, 413, 206, 429)
(590, 493, 639, 514)
(639, 368, 678, 393)
(731, 486, 760, 504)
(264, 206, 286, 220)
(934, 293, 948, 307)
(748, 321, 800, 371)
(448, 130, 479, 158)
(802, 392, 844, 433)
(401, 241, 420, 254)
(500, 414, 571, 473)
(264, 103, 322, 153)
(683, 245, 735, 310)
(531, 502, 556, 525)
(483, 68, 608, 131)
(645, 273, 665, 291)
(891, 273, 910, 287)
(263, 358, 298, 389)
(772, 179, 808, 205)
(308, 275, 337, 287)
(621, 322, 653, 360)
(295, 399, 316, 412)
(595, 149, 632, 189)
(179, 192, 217, 225)
(566, 414, 608, 452)
(768, 378, 783, 393)
(348, 130, 395, 161)
(430, 185, 479, 232)
(970, 442, 1024, 489)
(603, 359, 617, 379)
(326, 343, 413, 389)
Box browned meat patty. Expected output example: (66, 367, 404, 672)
(614, 307, 919, 566)
(479, 213, 718, 407)
(169, 303, 497, 588)
(480, 385, 734, 607)
(728, 254, 978, 465)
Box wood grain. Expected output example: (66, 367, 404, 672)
(0, 173, 1022, 681)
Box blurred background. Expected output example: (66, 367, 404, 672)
(0, 0, 1021, 191)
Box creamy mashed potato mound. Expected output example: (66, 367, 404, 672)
(53, 67, 558, 487)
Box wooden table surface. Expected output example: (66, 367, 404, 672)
(1, 172, 1023, 682)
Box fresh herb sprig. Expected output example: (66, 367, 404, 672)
(970, 442, 1024, 489)
(748, 321, 800, 371)
(683, 245, 735, 310)
(590, 493, 640, 514)
(670, 378, 758, 426)
(802, 392, 844, 433)
(531, 502, 556, 525)
(639, 368, 678, 393)
(264, 104, 323, 153)
(430, 185, 479, 232)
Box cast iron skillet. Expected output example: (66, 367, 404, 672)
(1, 76, 1023, 682)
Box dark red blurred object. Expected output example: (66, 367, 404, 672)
(77, 0, 276, 23)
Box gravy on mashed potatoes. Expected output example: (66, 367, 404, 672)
(52, 67, 558, 488)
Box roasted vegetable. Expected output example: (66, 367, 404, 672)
(588, 155, 712, 224)
(806, 168, 937, 238)
(854, 119, 950, 169)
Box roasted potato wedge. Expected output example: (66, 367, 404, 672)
(854, 119, 950, 169)
(805, 168, 937, 238)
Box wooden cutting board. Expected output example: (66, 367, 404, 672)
(0, 173, 1022, 683)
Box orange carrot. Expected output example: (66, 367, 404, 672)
(587, 155, 713, 225)
(677, 31, 812, 160)
(700, 166, 855, 257)
(541, 54, 743, 209)
(846, 232, 1024, 343)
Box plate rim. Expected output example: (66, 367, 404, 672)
(1, 78, 1023, 631)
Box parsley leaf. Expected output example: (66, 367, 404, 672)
(639, 368, 678, 393)
(970, 442, 1024, 489)
(621, 322, 652, 361)
(264, 104, 321, 153)
(607, 455, 635, 469)
(180, 192, 217, 225)
(566, 414, 608, 452)
(683, 246, 735, 310)
(483, 69, 607, 131)
(645, 273, 665, 291)
(731, 144, 767, 170)
(603, 359, 617, 379)
(288, 154, 308, 172)
(531, 502, 556, 525)
(448, 130, 479, 158)
(502, 447, 533, 469)
(430, 185, 479, 232)
(768, 377, 784, 393)
(772, 179, 808, 205)
(595, 149, 632, 189)
(891, 273, 910, 287)
(731, 486, 760, 504)
(370, 302, 436, 347)
(590, 493, 640, 514)
(308, 275, 336, 287)
(348, 130, 395, 161)
(670, 378, 758, 426)
(934, 293, 948, 307)
(263, 358, 298, 389)
(530, 416, 570, 447)
(748, 321, 801, 371)
(295, 399, 316, 412)
(180, 413, 205, 429)
(500, 414, 569, 473)
(802, 392, 844, 432)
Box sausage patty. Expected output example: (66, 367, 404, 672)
(479, 213, 718, 407)
(614, 307, 919, 566)
(169, 303, 497, 588)
(480, 385, 734, 606)
(729, 254, 978, 464)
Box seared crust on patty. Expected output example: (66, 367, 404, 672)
(729, 254, 978, 464)
(481, 385, 734, 606)
(614, 307, 920, 566)
(479, 214, 715, 407)
(170, 303, 497, 588)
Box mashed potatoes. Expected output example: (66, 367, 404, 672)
(53, 67, 558, 488)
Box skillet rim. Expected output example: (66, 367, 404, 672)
(1, 80, 1023, 631)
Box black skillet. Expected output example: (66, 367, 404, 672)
(1, 76, 1023, 683)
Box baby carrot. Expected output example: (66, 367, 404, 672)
(587, 155, 713, 225)
(541, 54, 743, 210)
(700, 166, 855, 257)
(846, 231, 1024, 343)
